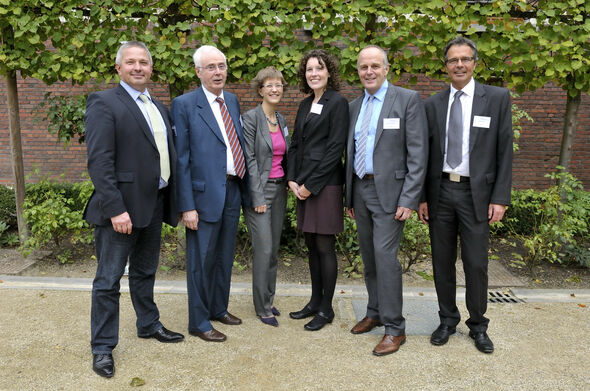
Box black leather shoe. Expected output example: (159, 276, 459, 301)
(140, 326, 185, 343)
(289, 304, 317, 320)
(93, 354, 114, 378)
(430, 324, 456, 346)
(304, 310, 334, 331)
(469, 331, 494, 353)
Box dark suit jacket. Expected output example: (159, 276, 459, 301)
(83, 85, 177, 228)
(242, 105, 289, 208)
(171, 86, 250, 223)
(345, 84, 428, 213)
(423, 80, 513, 222)
(286, 89, 349, 195)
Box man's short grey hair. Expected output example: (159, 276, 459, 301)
(357, 45, 389, 69)
(193, 45, 227, 68)
(443, 36, 479, 62)
(115, 41, 153, 66)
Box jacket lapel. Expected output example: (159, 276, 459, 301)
(374, 84, 398, 146)
(255, 105, 273, 151)
(469, 81, 487, 153)
(115, 85, 158, 150)
(195, 87, 225, 144)
(437, 88, 451, 155)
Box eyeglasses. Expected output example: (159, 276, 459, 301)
(199, 63, 227, 72)
(445, 57, 475, 66)
(262, 84, 284, 89)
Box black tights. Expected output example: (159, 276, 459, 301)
(304, 232, 337, 313)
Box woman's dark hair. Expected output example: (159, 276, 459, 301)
(296, 49, 341, 94)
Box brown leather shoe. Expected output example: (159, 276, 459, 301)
(189, 328, 227, 342)
(351, 316, 382, 334)
(215, 312, 242, 325)
(372, 334, 406, 356)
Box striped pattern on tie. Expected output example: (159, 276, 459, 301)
(354, 95, 374, 179)
(216, 97, 246, 178)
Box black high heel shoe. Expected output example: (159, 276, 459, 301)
(289, 304, 317, 320)
(304, 310, 334, 331)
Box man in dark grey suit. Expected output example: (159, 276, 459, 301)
(419, 36, 513, 354)
(345, 45, 428, 356)
(84, 41, 184, 378)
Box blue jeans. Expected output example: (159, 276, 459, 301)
(90, 197, 164, 354)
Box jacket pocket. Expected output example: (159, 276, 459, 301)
(192, 180, 205, 191)
(116, 172, 134, 182)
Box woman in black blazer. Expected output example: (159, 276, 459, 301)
(287, 49, 349, 331)
(242, 67, 289, 327)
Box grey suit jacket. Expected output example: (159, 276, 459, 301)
(242, 105, 289, 207)
(345, 83, 428, 213)
(423, 80, 513, 222)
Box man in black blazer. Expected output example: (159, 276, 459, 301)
(84, 41, 184, 378)
(345, 45, 428, 356)
(419, 36, 513, 354)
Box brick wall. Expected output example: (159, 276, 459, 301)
(1, 73, 588, 190)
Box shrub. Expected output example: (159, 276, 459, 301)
(501, 170, 590, 273)
(0, 185, 17, 228)
(399, 213, 431, 273)
(21, 174, 94, 260)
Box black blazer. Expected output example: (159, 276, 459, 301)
(423, 80, 513, 222)
(287, 89, 349, 195)
(83, 85, 178, 228)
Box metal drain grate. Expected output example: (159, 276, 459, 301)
(488, 291, 524, 303)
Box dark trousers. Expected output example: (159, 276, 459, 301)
(353, 177, 406, 336)
(186, 179, 241, 333)
(430, 179, 490, 332)
(91, 194, 164, 354)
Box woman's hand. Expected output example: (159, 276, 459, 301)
(254, 204, 267, 214)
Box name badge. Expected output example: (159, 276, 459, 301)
(473, 115, 491, 128)
(383, 118, 400, 129)
(310, 103, 323, 115)
(283, 126, 289, 137)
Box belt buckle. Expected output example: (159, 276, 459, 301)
(449, 173, 461, 183)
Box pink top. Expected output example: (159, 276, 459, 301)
(269, 126, 286, 179)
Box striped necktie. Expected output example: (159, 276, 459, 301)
(216, 97, 245, 178)
(354, 95, 374, 179)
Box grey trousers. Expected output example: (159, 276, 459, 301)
(353, 176, 406, 336)
(244, 181, 287, 317)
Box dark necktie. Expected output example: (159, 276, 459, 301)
(446, 90, 464, 169)
(216, 97, 245, 178)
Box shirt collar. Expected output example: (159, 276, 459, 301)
(364, 80, 388, 103)
(120, 81, 149, 101)
(450, 77, 475, 98)
(202, 86, 225, 104)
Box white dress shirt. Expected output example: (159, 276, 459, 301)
(202, 86, 237, 175)
(443, 77, 475, 177)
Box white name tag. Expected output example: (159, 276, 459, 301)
(383, 118, 400, 129)
(283, 126, 289, 137)
(310, 103, 323, 115)
(473, 115, 491, 128)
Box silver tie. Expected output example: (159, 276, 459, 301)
(446, 90, 464, 169)
(139, 94, 170, 182)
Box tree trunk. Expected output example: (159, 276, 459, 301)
(5, 70, 28, 240)
(557, 92, 581, 185)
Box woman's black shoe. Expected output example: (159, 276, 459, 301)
(304, 310, 334, 331)
(289, 304, 317, 320)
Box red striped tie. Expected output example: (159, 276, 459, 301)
(216, 97, 245, 178)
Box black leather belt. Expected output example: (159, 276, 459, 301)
(442, 172, 470, 183)
(226, 174, 240, 182)
(267, 177, 285, 184)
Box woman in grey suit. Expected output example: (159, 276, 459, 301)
(243, 67, 289, 327)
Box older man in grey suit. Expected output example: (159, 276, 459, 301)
(345, 45, 428, 356)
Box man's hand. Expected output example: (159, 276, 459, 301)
(254, 204, 267, 213)
(111, 212, 132, 234)
(419, 202, 429, 224)
(395, 206, 413, 221)
(183, 209, 199, 230)
(346, 208, 355, 219)
(488, 203, 506, 224)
